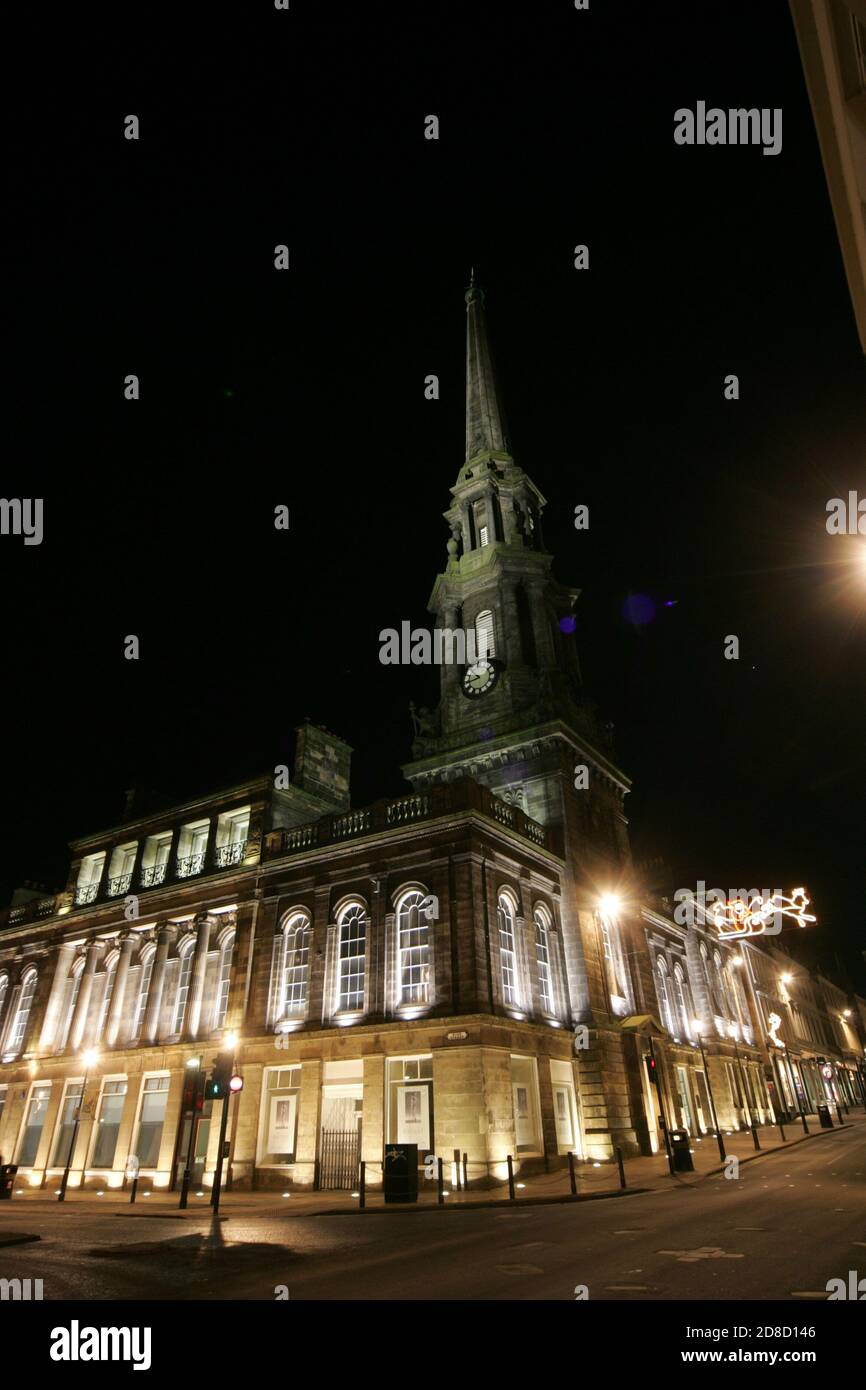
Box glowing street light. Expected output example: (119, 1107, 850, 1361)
(598, 893, 622, 918)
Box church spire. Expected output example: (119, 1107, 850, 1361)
(464, 272, 509, 462)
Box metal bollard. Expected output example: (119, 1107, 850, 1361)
(129, 1176, 138, 1205)
(506, 1154, 515, 1202)
(437, 1156, 444, 1206)
(462, 1153, 468, 1191)
(359, 1160, 366, 1209)
(615, 1146, 627, 1190)
(568, 1151, 577, 1196)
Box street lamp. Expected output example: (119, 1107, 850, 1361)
(57, 1048, 99, 1202)
(211, 1033, 241, 1213)
(691, 1019, 726, 1162)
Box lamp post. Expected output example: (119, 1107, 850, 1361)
(211, 1032, 239, 1214)
(729, 1025, 760, 1150)
(179, 1056, 203, 1210)
(58, 1048, 98, 1202)
(692, 1020, 726, 1163)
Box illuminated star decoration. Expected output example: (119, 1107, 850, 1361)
(704, 888, 816, 940)
(767, 1012, 785, 1048)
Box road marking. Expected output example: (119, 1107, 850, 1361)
(605, 1284, 650, 1292)
(791, 1291, 827, 1300)
(496, 1263, 544, 1275)
(657, 1247, 744, 1263)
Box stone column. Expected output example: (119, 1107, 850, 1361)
(38, 943, 77, 1053)
(143, 924, 174, 1044)
(106, 932, 136, 1048)
(186, 913, 214, 1039)
(294, 1059, 322, 1187)
(500, 581, 523, 668)
(441, 604, 461, 690)
(69, 940, 101, 1052)
(527, 581, 556, 667)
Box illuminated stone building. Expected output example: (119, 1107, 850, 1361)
(0, 288, 862, 1194)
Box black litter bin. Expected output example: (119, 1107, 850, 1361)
(383, 1143, 418, 1203)
(817, 1103, 834, 1129)
(670, 1129, 694, 1172)
(0, 1164, 18, 1199)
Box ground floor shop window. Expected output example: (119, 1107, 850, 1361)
(135, 1075, 170, 1168)
(51, 1081, 84, 1168)
(91, 1079, 127, 1168)
(550, 1058, 580, 1153)
(259, 1066, 301, 1164)
(387, 1056, 433, 1150)
(17, 1082, 51, 1166)
(510, 1056, 542, 1152)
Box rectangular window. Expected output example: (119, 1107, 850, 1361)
(215, 808, 250, 867)
(386, 1057, 433, 1149)
(133, 955, 154, 1039)
(75, 852, 106, 904)
(135, 1075, 170, 1168)
(17, 1083, 52, 1166)
(51, 1081, 84, 1167)
(141, 834, 172, 887)
(91, 1079, 128, 1168)
(107, 842, 137, 896)
(510, 1056, 542, 1153)
(259, 1067, 301, 1164)
(177, 821, 209, 878)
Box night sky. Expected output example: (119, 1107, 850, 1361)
(5, 2, 865, 989)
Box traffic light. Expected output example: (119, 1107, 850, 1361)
(645, 1055, 659, 1087)
(205, 1053, 234, 1101)
(228, 1073, 244, 1094)
(182, 1066, 206, 1113)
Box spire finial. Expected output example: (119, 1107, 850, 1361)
(464, 276, 507, 459)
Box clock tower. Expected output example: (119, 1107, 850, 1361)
(403, 277, 631, 889)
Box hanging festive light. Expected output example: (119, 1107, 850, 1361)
(703, 888, 816, 940)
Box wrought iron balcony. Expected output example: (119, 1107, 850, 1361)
(214, 840, 247, 868)
(74, 883, 100, 906)
(107, 873, 132, 897)
(140, 863, 167, 888)
(176, 852, 206, 879)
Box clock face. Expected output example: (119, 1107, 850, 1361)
(462, 658, 501, 698)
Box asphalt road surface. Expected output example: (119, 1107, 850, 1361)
(1, 1123, 864, 1300)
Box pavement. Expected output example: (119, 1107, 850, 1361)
(0, 1112, 864, 1300)
(2, 1109, 861, 1220)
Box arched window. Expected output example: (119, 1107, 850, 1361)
(95, 953, 118, 1043)
(656, 957, 675, 1034)
(475, 609, 496, 660)
(700, 943, 719, 1014)
(396, 890, 431, 1006)
(497, 892, 518, 1006)
(713, 951, 731, 1019)
(533, 906, 553, 1013)
(0, 974, 8, 1032)
(280, 915, 310, 1020)
(213, 930, 237, 1030)
(337, 903, 366, 1012)
(172, 940, 195, 1034)
(133, 947, 155, 1039)
(673, 963, 694, 1039)
(598, 910, 627, 1004)
(7, 967, 37, 1056)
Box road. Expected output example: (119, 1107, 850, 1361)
(1, 1123, 864, 1300)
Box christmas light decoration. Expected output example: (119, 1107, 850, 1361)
(704, 888, 816, 940)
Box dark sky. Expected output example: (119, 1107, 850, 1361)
(5, 2, 865, 989)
